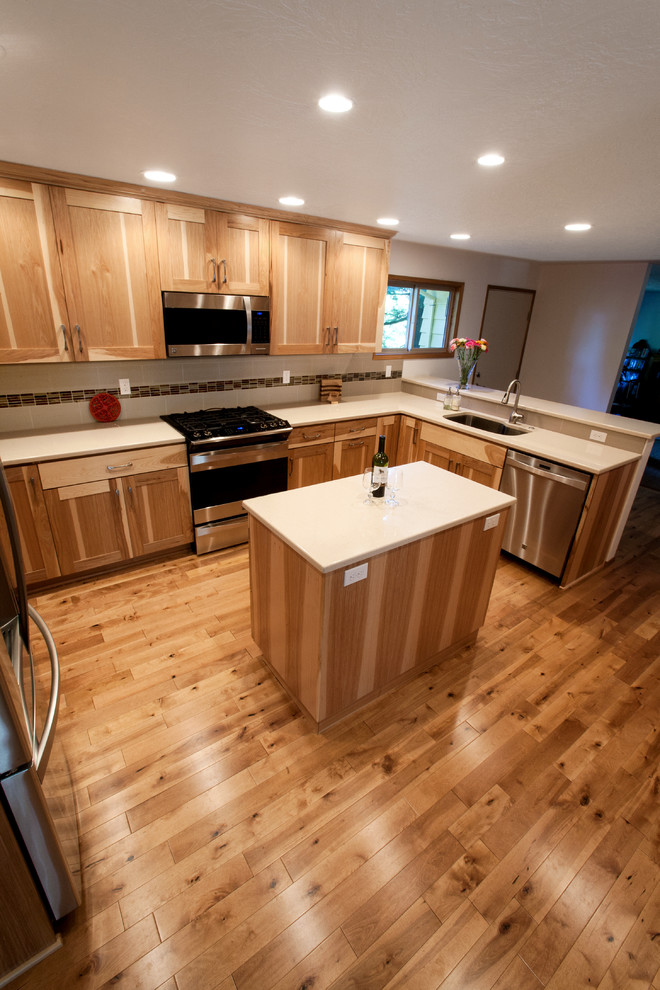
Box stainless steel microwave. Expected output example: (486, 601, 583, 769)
(162, 292, 270, 357)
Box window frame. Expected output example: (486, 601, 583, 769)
(375, 274, 464, 359)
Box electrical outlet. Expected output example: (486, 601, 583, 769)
(589, 429, 607, 443)
(282, 370, 290, 384)
(118, 378, 131, 395)
(344, 562, 368, 586)
(385, 365, 392, 378)
(483, 513, 500, 531)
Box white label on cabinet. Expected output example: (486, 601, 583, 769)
(344, 562, 368, 586)
(483, 513, 500, 531)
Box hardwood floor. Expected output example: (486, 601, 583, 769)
(9, 484, 660, 990)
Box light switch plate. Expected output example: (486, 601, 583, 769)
(282, 370, 290, 384)
(589, 429, 607, 443)
(118, 378, 131, 395)
(344, 562, 368, 586)
(483, 513, 500, 531)
(385, 365, 392, 378)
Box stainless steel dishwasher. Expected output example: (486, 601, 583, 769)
(499, 450, 591, 578)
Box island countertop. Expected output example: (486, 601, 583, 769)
(243, 460, 516, 574)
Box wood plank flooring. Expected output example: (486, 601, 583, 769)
(8, 483, 660, 990)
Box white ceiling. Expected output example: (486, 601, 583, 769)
(2, 0, 659, 263)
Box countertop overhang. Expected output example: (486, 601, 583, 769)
(243, 460, 516, 573)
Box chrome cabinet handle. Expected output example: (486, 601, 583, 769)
(412, 428, 418, 446)
(348, 440, 365, 448)
(74, 325, 83, 353)
(348, 426, 365, 434)
(210, 257, 217, 283)
(334, 326, 338, 346)
(60, 324, 68, 351)
(106, 462, 133, 471)
(302, 432, 322, 441)
(325, 326, 331, 347)
(220, 259, 227, 284)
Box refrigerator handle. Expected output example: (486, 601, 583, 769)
(29, 605, 60, 780)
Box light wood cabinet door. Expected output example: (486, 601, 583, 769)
(123, 467, 193, 555)
(376, 414, 400, 466)
(270, 222, 334, 354)
(155, 204, 269, 295)
(330, 232, 390, 353)
(287, 442, 334, 489)
(0, 465, 60, 584)
(0, 180, 71, 363)
(43, 480, 131, 574)
(397, 416, 422, 464)
(418, 421, 505, 490)
(49, 187, 165, 360)
(333, 436, 375, 479)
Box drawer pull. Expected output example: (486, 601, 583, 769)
(60, 324, 68, 352)
(348, 426, 366, 434)
(74, 324, 83, 353)
(106, 462, 133, 471)
(302, 431, 322, 441)
(348, 440, 365, 448)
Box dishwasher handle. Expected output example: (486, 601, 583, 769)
(507, 458, 589, 491)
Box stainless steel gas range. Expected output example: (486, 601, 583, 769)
(161, 406, 292, 553)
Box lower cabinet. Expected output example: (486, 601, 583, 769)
(0, 465, 61, 583)
(288, 417, 386, 488)
(417, 421, 505, 489)
(397, 416, 422, 464)
(37, 445, 192, 578)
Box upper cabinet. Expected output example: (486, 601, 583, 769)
(155, 204, 269, 296)
(49, 188, 165, 361)
(270, 221, 390, 355)
(0, 181, 165, 363)
(0, 180, 70, 363)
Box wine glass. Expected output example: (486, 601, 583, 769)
(386, 467, 402, 506)
(362, 468, 378, 504)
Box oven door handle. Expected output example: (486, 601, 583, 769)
(190, 441, 289, 472)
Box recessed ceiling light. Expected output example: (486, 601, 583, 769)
(377, 217, 399, 226)
(477, 153, 505, 167)
(564, 222, 592, 231)
(142, 169, 176, 183)
(450, 233, 471, 240)
(279, 196, 305, 206)
(318, 93, 353, 113)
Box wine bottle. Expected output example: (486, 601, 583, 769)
(371, 434, 388, 499)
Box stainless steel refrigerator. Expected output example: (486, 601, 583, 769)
(0, 458, 80, 986)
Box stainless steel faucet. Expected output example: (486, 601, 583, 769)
(502, 379, 524, 423)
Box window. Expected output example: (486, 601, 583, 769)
(378, 275, 463, 357)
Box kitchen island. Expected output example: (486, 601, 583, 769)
(244, 461, 515, 731)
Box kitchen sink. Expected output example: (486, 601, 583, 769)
(444, 412, 528, 436)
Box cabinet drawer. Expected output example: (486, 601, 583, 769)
(288, 423, 336, 447)
(420, 422, 506, 468)
(333, 417, 378, 441)
(38, 444, 187, 489)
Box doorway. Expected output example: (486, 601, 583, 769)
(474, 285, 535, 390)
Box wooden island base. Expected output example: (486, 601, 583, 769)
(248, 507, 508, 731)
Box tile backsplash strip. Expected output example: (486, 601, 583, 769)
(0, 355, 404, 431)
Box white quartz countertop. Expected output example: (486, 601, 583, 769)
(0, 390, 645, 475)
(244, 460, 516, 573)
(263, 393, 640, 475)
(401, 374, 660, 440)
(0, 418, 184, 465)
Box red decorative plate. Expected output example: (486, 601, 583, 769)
(89, 392, 121, 422)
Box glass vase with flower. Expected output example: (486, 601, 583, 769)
(449, 337, 489, 389)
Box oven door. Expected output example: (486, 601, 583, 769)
(189, 441, 288, 553)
